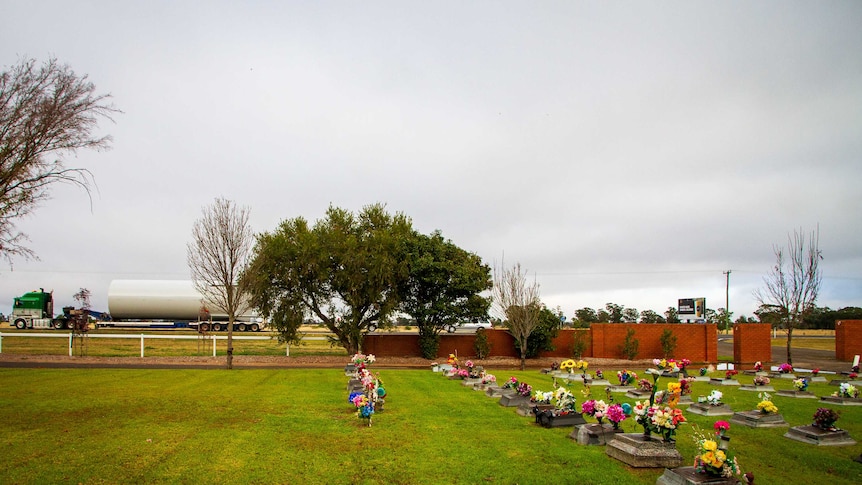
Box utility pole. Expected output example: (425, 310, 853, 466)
(723, 270, 731, 334)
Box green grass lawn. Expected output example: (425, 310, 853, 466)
(1, 368, 860, 484)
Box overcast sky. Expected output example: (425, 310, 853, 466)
(2, 1, 860, 321)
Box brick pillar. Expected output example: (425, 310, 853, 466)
(733, 323, 772, 365)
(835, 320, 862, 362)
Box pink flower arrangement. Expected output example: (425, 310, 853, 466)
(606, 403, 627, 429)
(753, 361, 763, 372)
(714, 420, 730, 436)
(778, 363, 793, 373)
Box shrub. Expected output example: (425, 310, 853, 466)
(571, 330, 590, 359)
(619, 328, 639, 360)
(660, 329, 677, 359)
(418, 331, 439, 360)
(474, 328, 491, 359)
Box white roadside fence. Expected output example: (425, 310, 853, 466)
(0, 332, 326, 357)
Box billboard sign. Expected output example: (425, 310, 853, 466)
(678, 297, 706, 321)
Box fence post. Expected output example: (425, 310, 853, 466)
(0, 333, 3, 353)
(141, 334, 145, 357)
(69, 333, 73, 357)
(286, 343, 290, 356)
(213, 335, 217, 357)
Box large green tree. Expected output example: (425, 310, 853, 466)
(243, 204, 412, 354)
(398, 230, 491, 359)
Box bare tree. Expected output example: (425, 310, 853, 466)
(492, 261, 541, 370)
(0, 57, 118, 264)
(187, 198, 254, 370)
(71, 288, 91, 356)
(754, 227, 823, 365)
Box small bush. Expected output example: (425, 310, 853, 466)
(618, 328, 639, 360)
(571, 330, 590, 359)
(660, 329, 677, 359)
(418, 332, 440, 360)
(474, 328, 491, 359)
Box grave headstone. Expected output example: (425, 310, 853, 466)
(605, 433, 683, 468)
(784, 425, 857, 446)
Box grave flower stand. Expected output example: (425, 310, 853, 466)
(517, 402, 553, 417)
(738, 384, 775, 392)
(687, 403, 734, 416)
(656, 466, 740, 485)
(605, 433, 683, 468)
(730, 410, 788, 428)
(819, 395, 862, 406)
(775, 389, 817, 399)
(535, 410, 586, 428)
(709, 378, 740, 386)
(784, 425, 857, 446)
(573, 423, 622, 445)
(498, 393, 529, 407)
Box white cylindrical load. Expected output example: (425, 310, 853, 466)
(108, 280, 224, 320)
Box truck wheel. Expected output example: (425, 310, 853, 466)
(14, 319, 26, 329)
(238, 323, 247, 332)
(53, 320, 65, 330)
(199, 323, 210, 332)
(251, 323, 260, 332)
(212, 323, 222, 332)
(447, 325, 457, 333)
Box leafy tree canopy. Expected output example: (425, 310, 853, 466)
(398, 230, 491, 359)
(243, 203, 412, 354)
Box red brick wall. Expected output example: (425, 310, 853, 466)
(835, 319, 862, 362)
(589, 324, 716, 363)
(363, 324, 716, 363)
(732, 323, 771, 365)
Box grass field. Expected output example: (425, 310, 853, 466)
(1, 367, 860, 484)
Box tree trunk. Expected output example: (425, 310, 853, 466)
(226, 316, 234, 370)
(520, 338, 527, 370)
(786, 326, 793, 365)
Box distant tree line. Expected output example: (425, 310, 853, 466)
(564, 302, 860, 331)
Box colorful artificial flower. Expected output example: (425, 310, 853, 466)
(553, 387, 577, 412)
(638, 378, 654, 392)
(778, 363, 793, 373)
(713, 421, 730, 436)
(753, 361, 763, 372)
(812, 407, 840, 431)
(706, 390, 723, 406)
(606, 403, 627, 429)
(753, 375, 770, 386)
(792, 378, 809, 392)
(692, 426, 740, 478)
(532, 390, 554, 404)
(757, 399, 778, 414)
(832, 383, 860, 399)
(617, 369, 637, 386)
(725, 369, 738, 380)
